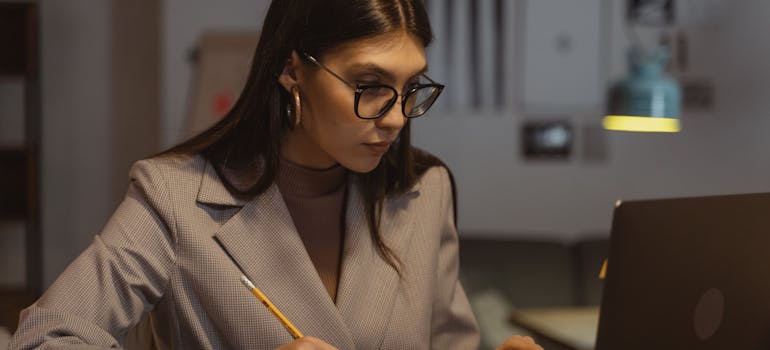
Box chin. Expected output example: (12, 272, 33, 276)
(339, 155, 383, 174)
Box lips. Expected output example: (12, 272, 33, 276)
(363, 141, 392, 153)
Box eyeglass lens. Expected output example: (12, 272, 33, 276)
(357, 85, 440, 119)
(405, 86, 440, 117)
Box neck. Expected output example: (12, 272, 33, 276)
(281, 129, 337, 170)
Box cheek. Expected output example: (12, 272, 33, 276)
(325, 121, 369, 152)
(301, 81, 385, 171)
(305, 86, 364, 141)
(304, 83, 355, 125)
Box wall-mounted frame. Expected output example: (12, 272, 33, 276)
(515, 0, 612, 116)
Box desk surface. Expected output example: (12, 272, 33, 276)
(509, 306, 600, 350)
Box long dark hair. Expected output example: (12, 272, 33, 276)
(163, 0, 453, 271)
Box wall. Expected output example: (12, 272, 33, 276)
(39, 0, 113, 286)
(413, 0, 770, 240)
(110, 0, 161, 207)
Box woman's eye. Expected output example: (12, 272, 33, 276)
(364, 86, 392, 96)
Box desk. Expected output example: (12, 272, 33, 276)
(509, 306, 599, 350)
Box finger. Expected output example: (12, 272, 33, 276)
(522, 336, 535, 344)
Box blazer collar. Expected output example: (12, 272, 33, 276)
(196, 159, 249, 207)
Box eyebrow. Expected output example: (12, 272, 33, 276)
(347, 62, 429, 82)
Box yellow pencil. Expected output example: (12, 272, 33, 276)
(240, 275, 304, 339)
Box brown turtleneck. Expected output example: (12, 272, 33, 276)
(275, 158, 347, 302)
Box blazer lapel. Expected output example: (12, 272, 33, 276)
(198, 158, 421, 349)
(336, 181, 420, 349)
(209, 181, 356, 349)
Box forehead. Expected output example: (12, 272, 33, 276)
(321, 32, 427, 76)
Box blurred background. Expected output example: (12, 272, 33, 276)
(1, 0, 768, 349)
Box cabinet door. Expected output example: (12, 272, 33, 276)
(0, 2, 41, 332)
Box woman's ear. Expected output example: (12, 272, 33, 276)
(278, 50, 303, 93)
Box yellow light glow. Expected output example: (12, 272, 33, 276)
(602, 115, 681, 133)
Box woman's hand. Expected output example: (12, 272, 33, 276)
(275, 336, 339, 350)
(496, 335, 544, 350)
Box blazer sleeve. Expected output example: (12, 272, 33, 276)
(429, 167, 481, 350)
(9, 160, 178, 350)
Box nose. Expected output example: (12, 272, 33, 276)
(375, 98, 406, 131)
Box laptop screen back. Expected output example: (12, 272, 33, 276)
(595, 193, 770, 349)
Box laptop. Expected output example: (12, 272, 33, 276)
(595, 193, 770, 349)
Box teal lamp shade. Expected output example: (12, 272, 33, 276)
(603, 47, 682, 132)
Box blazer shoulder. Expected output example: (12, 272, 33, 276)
(127, 153, 208, 202)
(416, 165, 453, 193)
(132, 153, 205, 175)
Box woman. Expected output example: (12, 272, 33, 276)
(10, 1, 542, 349)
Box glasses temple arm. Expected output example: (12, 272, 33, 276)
(421, 73, 438, 84)
(301, 53, 357, 89)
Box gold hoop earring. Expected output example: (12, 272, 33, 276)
(291, 87, 301, 128)
(286, 102, 294, 125)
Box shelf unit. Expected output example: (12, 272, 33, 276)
(0, 1, 42, 332)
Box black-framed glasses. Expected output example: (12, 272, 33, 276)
(301, 53, 445, 120)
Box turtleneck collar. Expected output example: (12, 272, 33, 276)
(276, 157, 347, 197)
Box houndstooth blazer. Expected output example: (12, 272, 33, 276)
(10, 154, 480, 350)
